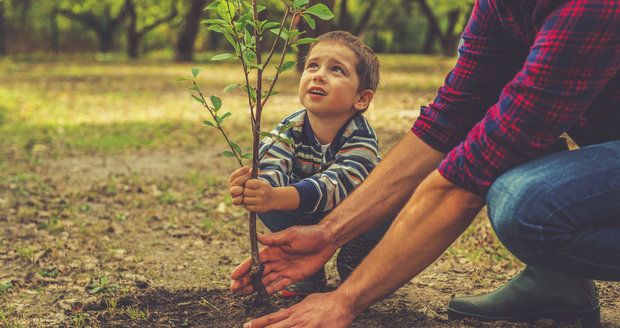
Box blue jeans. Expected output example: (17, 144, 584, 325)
(487, 140, 620, 281)
(259, 209, 392, 244)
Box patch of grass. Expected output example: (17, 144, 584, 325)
(15, 246, 35, 263)
(71, 312, 90, 328)
(0, 281, 13, 293)
(86, 276, 119, 295)
(159, 190, 181, 205)
(0, 306, 22, 328)
(124, 306, 148, 321)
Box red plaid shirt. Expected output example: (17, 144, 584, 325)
(412, 0, 620, 196)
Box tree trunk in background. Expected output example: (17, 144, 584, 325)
(439, 8, 460, 56)
(50, 8, 59, 52)
(0, 2, 5, 56)
(175, 0, 206, 62)
(127, 0, 178, 59)
(338, 0, 351, 31)
(353, 0, 378, 39)
(296, 0, 335, 71)
(417, 0, 441, 54)
(58, 5, 127, 53)
(126, 0, 139, 59)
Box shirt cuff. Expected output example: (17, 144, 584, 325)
(291, 180, 320, 213)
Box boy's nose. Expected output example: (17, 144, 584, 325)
(312, 73, 326, 83)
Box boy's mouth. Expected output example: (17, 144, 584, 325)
(308, 86, 327, 96)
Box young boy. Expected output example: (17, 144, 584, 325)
(228, 31, 388, 296)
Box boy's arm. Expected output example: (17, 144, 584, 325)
(291, 129, 379, 214)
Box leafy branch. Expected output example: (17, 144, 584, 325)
(182, 0, 333, 305)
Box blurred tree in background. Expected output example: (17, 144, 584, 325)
(0, 0, 473, 60)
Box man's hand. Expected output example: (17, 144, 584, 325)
(230, 224, 337, 295)
(241, 292, 355, 328)
(242, 178, 277, 212)
(228, 166, 251, 206)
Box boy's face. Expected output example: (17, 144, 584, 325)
(299, 43, 366, 118)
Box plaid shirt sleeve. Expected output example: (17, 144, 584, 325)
(413, 0, 620, 196)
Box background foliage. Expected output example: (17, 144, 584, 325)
(0, 0, 473, 59)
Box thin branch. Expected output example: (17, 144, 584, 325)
(263, 9, 290, 69)
(257, 138, 278, 163)
(193, 80, 243, 167)
(227, 0, 256, 126)
(261, 12, 296, 109)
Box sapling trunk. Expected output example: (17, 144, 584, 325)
(186, 0, 334, 308)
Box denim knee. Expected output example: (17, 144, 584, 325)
(487, 167, 548, 262)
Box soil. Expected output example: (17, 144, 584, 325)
(1, 148, 619, 327)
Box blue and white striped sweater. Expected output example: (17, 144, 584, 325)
(259, 109, 380, 214)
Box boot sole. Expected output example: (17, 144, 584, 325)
(447, 306, 601, 327)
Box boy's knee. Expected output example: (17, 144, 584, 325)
(257, 211, 291, 232)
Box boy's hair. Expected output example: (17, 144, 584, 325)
(309, 31, 380, 93)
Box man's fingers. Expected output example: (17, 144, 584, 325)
(231, 257, 252, 280)
(265, 276, 293, 295)
(244, 308, 291, 328)
(257, 230, 291, 246)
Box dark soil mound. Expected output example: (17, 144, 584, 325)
(79, 288, 450, 327)
(79, 288, 589, 328)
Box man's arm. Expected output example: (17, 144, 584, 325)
(242, 170, 484, 328)
(321, 132, 444, 248)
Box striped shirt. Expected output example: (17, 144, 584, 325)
(259, 109, 380, 214)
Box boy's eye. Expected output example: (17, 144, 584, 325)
(306, 63, 318, 70)
(331, 66, 345, 74)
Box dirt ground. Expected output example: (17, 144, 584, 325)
(1, 148, 618, 327)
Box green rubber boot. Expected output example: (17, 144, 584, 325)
(447, 266, 600, 327)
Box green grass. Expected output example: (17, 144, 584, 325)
(0, 55, 455, 164)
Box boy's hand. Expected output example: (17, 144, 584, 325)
(228, 166, 251, 206)
(242, 179, 277, 212)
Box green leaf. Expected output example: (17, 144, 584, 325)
(192, 95, 204, 104)
(191, 67, 201, 78)
(203, 120, 215, 127)
(242, 49, 257, 65)
(204, 0, 222, 11)
(264, 90, 279, 97)
(278, 122, 295, 134)
(269, 27, 290, 40)
(201, 18, 227, 25)
(189, 84, 200, 92)
(293, 0, 310, 9)
(304, 4, 334, 20)
(223, 83, 240, 93)
(242, 153, 252, 159)
(223, 151, 236, 158)
(262, 21, 280, 30)
(220, 112, 232, 121)
(302, 14, 316, 30)
(211, 53, 235, 61)
(222, 33, 239, 53)
(175, 77, 189, 82)
(230, 142, 242, 154)
(216, 1, 237, 22)
(88, 286, 102, 294)
(210, 95, 222, 111)
(279, 136, 294, 145)
(278, 61, 296, 73)
(290, 44, 299, 52)
(295, 37, 317, 46)
(259, 131, 273, 138)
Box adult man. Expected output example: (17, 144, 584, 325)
(231, 0, 620, 326)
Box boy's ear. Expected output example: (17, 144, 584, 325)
(353, 90, 374, 111)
